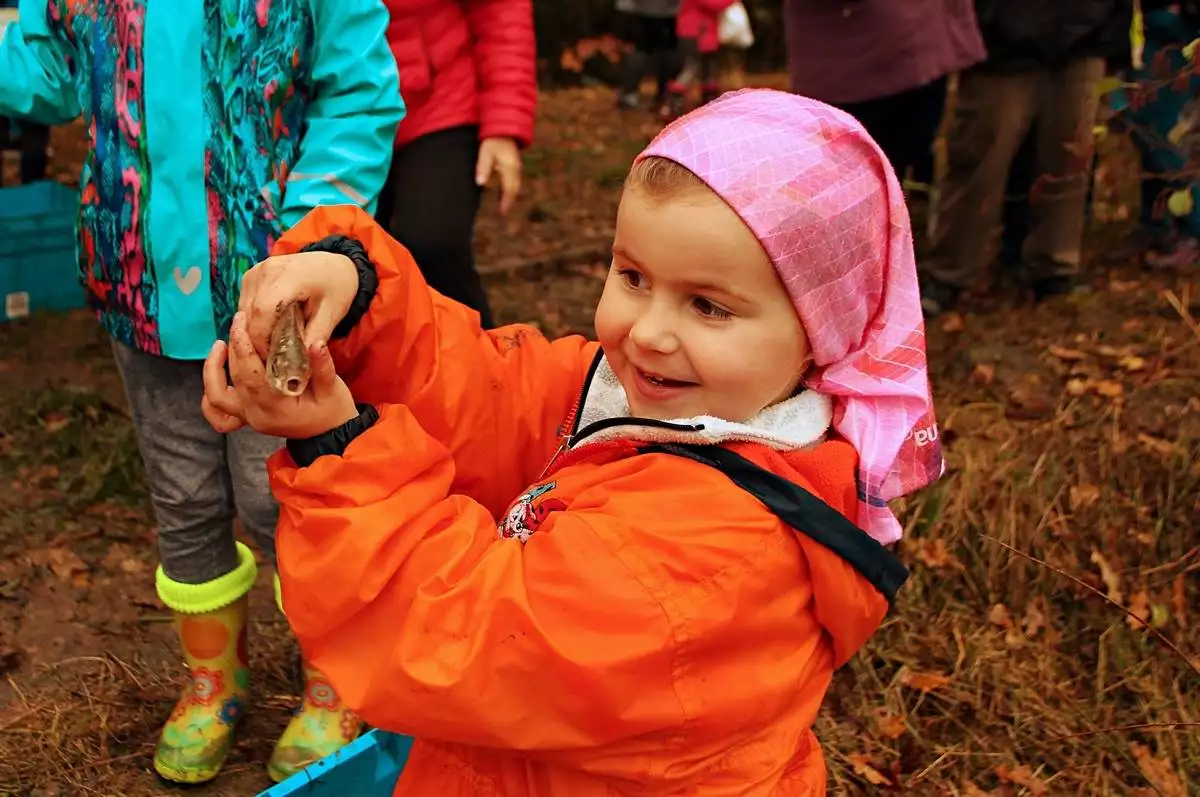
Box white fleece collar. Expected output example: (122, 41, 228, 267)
(570, 356, 833, 451)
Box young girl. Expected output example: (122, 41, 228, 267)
(204, 89, 943, 794)
(0, 0, 403, 784)
(662, 0, 734, 120)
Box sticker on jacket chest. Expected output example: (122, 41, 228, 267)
(498, 482, 567, 543)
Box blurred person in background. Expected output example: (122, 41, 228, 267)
(783, 0, 985, 186)
(615, 0, 681, 113)
(373, 0, 538, 330)
(661, 0, 736, 120)
(1109, 0, 1200, 267)
(919, 0, 1135, 316)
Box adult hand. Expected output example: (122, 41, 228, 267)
(475, 136, 523, 216)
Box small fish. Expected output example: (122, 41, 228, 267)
(266, 301, 311, 397)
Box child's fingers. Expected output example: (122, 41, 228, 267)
(227, 313, 268, 395)
(498, 158, 522, 216)
(202, 340, 246, 420)
(201, 395, 245, 434)
(475, 146, 494, 187)
(302, 304, 337, 351)
(307, 340, 338, 392)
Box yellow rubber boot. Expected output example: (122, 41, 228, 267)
(268, 573, 363, 783)
(267, 660, 364, 782)
(153, 543, 257, 784)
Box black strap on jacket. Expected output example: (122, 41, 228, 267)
(639, 442, 908, 605)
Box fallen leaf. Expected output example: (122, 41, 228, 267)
(558, 48, 583, 73)
(961, 782, 995, 797)
(0, 577, 22, 600)
(1066, 378, 1089, 397)
(1090, 550, 1123, 604)
(41, 412, 71, 434)
(1023, 599, 1047, 639)
(988, 603, 1014, 629)
(27, 547, 90, 587)
(899, 669, 952, 693)
(939, 312, 964, 333)
(1126, 590, 1150, 630)
(1118, 355, 1147, 372)
(846, 753, 894, 786)
(915, 538, 961, 570)
(1048, 345, 1088, 362)
(971, 363, 996, 385)
(1173, 575, 1187, 629)
(1070, 484, 1101, 510)
(876, 713, 907, 739)
(1150, 603, 1170, 629)
(1094, 379, 1125, 398)
(1130, 742, 1187, 797)
(1137, 434, 1175, 458)
(995, 764, 1048, 795)
(1121, 319, 1145, 332)
(101, 543, 147, 575)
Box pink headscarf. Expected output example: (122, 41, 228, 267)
(638, 88, 944, 544)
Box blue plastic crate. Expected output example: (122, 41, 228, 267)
(0, 180, 85, 321)
(258, 731, 413, 797)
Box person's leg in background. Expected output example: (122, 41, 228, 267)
(618, 13, 656, 109)
(377, 126, 494, 328)
(663, 37, 700, 121)
(698, 49, 722, 106)
(921, 68, 1040, 315)
(999, 122, 1038, 269)
(837, 77, 949, 182)
(647, 15, 681, 109)
(1023, 56, 1106, 296)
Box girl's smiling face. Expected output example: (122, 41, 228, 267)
(594, 180, 812, 423)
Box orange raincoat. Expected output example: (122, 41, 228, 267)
(269, 206, 908, 796)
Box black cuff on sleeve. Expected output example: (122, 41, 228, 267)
(299, 235, 380, 339)
(286, 403, 381, 468)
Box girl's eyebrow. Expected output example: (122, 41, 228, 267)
(611, 244, 642, 266)
(679, 278, 752, 305)
(615, 244, 752, 305)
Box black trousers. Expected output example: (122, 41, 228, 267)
(374, 125, 494, 329)
(618, 15, 679, 99)
(0, 117, 50, 185)
(836, 76, 949, 183)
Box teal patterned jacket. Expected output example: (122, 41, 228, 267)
(0, 0, 403, 358)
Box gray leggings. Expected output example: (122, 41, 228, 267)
(111, 341, 281, 585)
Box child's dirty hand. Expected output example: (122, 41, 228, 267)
(238, 251, 359, 358)
(202, 312, 359, 440)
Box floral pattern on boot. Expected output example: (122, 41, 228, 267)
(267, 662, 363, 783)
(154, 598, 251, 784)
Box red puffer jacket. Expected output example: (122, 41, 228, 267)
(382, 0, 537, 149)
(677, 0, 735, 54)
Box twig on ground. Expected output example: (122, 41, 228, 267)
(981, 534, 1200, 678)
